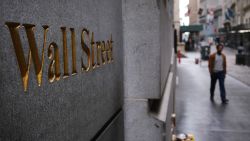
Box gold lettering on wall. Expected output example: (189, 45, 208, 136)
(107, 34, 114, 63)
(61, 27, 70, 78)
(91, 32, 97, 69)
(6, 22, 114, 91)
(109, 34, 114, 62)
(106, 40, 111, 63)
(101, 41, 107, 65)
(96, 41, 102, 66)
(81, 28, 91, 72)
(70, 28, 77, 75)
(5, 22, 49, 91)
(48, 42, 61, 83)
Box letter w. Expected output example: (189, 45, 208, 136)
(5, 22, 49, 91)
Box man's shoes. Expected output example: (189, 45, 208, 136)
(222, 99, 229, 104)
(210, 96, 214, 102)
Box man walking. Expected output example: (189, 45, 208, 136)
(208, 44, 229, 104)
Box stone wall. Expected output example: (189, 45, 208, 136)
(0, 0, 123, 140)
(0, 0, 175, 140)
(123, 0, 175, 140)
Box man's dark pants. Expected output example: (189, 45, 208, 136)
(210, 71, 226, 102)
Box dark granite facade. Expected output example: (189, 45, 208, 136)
(0, 0, 123, 140)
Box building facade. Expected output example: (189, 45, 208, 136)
(174, 0, 180, 42)
(123, 0, 176, 140)
(209, 0, 250, 65)
(189, 0, 200, 25)
(199, 0, 223, 38)
(0, 0, 176, 141)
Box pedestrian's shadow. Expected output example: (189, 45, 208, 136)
(209, 101, 230, 129)
(209, 101, 228, 113)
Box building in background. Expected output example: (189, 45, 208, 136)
(189, 0, 200, 24)
(179, 0, 203, 51)
(174, 0, 180, 42)
(219, 0, 250, 49)
(220, 0, 250, 66)
(199, 0, 223, 40)
(242, 0, 250, 25)
(188, 0, 200, 50)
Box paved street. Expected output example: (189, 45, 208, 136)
(222, 47, 250, 86)
(175, 50, 250, 141)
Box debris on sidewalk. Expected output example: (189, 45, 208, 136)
(172, 133, 195, 141)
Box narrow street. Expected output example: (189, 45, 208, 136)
(176, 47, 250, 141)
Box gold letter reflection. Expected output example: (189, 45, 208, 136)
(5, 22, 49, 91)
(96, 41, 102, 66)
(91, 32, 97, 69)
(107, 34, 114, 63)
(101, 41, 107, 65)
(48, 42, 61, 83)
(81, 28, 91, 72)
(70, 28, 77, 75)
(61, 27, 69, 78)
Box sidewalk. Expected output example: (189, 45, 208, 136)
(222, 47, 250, 86)
(175, 53, 250, 141)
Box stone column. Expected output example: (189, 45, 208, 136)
(122, 0, 176, 140)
